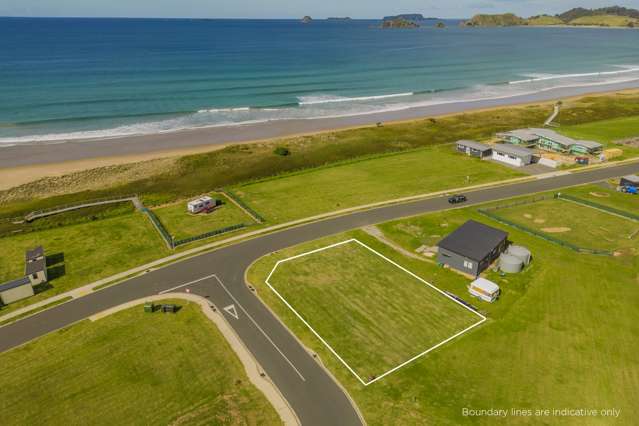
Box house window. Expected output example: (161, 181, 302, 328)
(463, 260, 474, 269)
(508, 155, 517, 160)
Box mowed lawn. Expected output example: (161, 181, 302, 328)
(250, 190, 639, 425)
(152, 193, 253, 241)
(0, 300, 280, 425)
(264, 239, 482, 382)
(494, 198, 639, 252)
(0, 212, 168, 315)
(232, 145, 524, 223)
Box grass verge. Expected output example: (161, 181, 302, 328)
(0, 299, 281, 425)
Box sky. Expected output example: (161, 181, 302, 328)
(1, 0, 639, 19)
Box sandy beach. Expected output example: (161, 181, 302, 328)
(1, 80, 639, 191)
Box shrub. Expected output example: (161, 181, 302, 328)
(274, 147, 291, 156)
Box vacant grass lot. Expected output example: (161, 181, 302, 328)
(0, 212, 168, 315)
(249, 188, 639, 425)
(0, 300, 280, 425)
(266, 239, 481, 382)
(493, 197, 639, 252)
(152, 193, 253, 241)
(233, 145, 524, 223)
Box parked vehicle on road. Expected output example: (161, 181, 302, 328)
(448, 194, 467, 204)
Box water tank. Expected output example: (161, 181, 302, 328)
(506, 245, 532, 265)
(499, 253, 524, 273)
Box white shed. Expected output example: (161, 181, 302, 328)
(468, 278, 500, 303)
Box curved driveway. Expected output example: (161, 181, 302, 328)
(1, 162, 638, 425)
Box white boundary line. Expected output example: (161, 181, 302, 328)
(158, 274, 217, 294)
(264, 239, 486, 386)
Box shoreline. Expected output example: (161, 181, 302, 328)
(1, 80, 639, 190)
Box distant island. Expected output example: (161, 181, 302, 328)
(462, 5, 639, 28)
(381, 18, 420, 29)
(383, 14, 425, 21)
(301, 16, 312, 24)
(327, 17, 352, 21)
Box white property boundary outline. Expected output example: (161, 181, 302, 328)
(264, 238, 487, 386)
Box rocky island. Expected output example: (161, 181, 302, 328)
(381, 18, 420, 29)
(301, 16, 312, 24)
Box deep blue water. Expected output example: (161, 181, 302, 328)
(1, 17, 638, 144)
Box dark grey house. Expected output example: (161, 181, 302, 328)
(437, 220, 508, 276)
(456, 140, 492, 158)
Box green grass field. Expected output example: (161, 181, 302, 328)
(232, 145, 524, 223)
(249, 186, 639, 425)
(569, 15, 638, 26)
(558, 115, 639, 157)
(152, 193, 254, 241)
(492, 197, 639, 252)
(266, 239, 482, 382)
(0, 300, 280, 425)
(0, 212, 169, 315)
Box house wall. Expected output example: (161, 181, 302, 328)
(0, 284, 34, 305)
(570, 145, 602, 155)
(537, 137, 568, 152)
(492, 151, 525, 167)
(437, 248, 480, 276)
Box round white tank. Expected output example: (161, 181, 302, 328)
(499, 253, 524, 273)
(507, 245, 532, 265)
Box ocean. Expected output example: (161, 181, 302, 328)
(1, 17, 638, 145)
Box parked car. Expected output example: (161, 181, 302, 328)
(448, 194, 467, 204)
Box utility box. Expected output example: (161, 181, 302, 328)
(144, 302, 155, 313)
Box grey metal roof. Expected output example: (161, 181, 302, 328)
(26, 246, 44, 262)
(622, 174, 639, 183)
(529, 128, 576, 147)
(497, 130, 539, 142)
(438, 220, 508, 262)
(25, 257, 46, 275)
(573, 140, 603, 149)
(456, 140, 491, 152)
(0, 276, 31, 293)
(492, 143, 534, 158)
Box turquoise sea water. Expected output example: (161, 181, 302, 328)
(0, 17, 638, 144)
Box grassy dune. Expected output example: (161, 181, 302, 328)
(0, 300, 280, 425)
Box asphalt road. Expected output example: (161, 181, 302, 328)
(1, 162, 638, 425)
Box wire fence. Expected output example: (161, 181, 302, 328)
(219, 188, 265, 223)
(556, 193, 639, 222)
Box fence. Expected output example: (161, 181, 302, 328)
(25, 194, 138, 222)
(219, 188, 265, 223)
(141, 208, 175, 249)
(173, 223, 246, 247)
(478, 196, 613, 256)
(556, 193, 639, 222)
